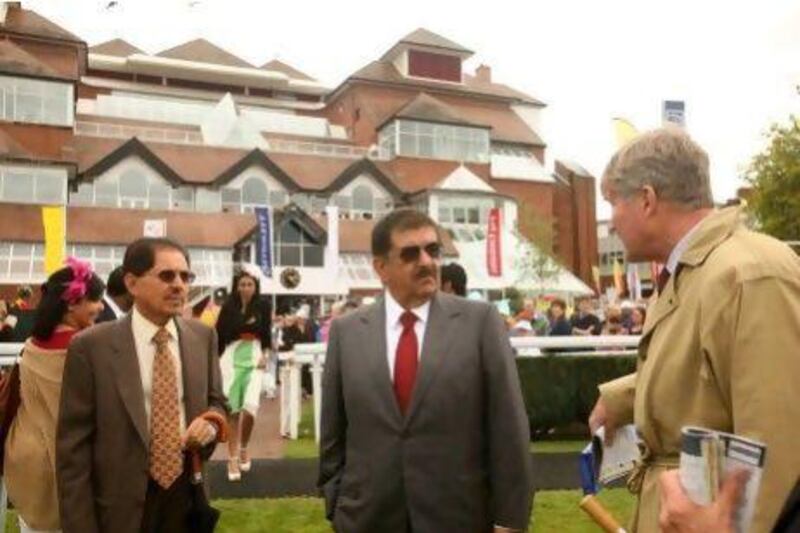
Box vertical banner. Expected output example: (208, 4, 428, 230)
(591, 265, 601, 295)
(42, 206, 66, 274)
(255, 206, 273, 278)
(486, 208, 502, 277)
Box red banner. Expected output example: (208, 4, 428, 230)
(487, 208, 502, 277)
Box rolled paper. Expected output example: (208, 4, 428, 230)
(579, 494, 626, 533)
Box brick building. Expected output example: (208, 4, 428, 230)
(0, 4, 596, 304)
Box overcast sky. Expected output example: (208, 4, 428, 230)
(24, 0, 800, 218)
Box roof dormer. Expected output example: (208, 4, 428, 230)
(381, 28, 472, 84)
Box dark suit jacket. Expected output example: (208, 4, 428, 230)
(56, 315, 227, 533)
(318, 292, 533, 533)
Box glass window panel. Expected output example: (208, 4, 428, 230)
(242, 177, 269, 205)
(303, 245, 324, 267)
(149, 182, 170, 210)
(398, 120, 416, 134)
(10, 259, 29, 275)
(94, 247, 112, 259)
(195, 188, 221, 212)
(3, 170, 34, 202)
(279, 245, 301, 266)
(333, 195, 351, 210)
(173, 187, 194, 210)
(13, 243, 33, 256)
(0, 242, 10, 256)
(221, 187, 241, 204)
(352, 186, 373, 212)
(269, 190, 288, 207)
(279, 222, 302, 243)
(35, 172, 66, 204)
(438, 207, 451, 223)
(453, 207, 466, 224)
(119, 170, 147, 199)
(398, 133, 416, 155)
(467, 207, 480, 224)
(311, 196, 327, 213)
(69, 183, 93, 205)
(94, 180, 118, 207)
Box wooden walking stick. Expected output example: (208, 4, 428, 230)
(579, 494, 627, 533)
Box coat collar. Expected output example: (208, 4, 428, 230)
(677, 206, 743, 268)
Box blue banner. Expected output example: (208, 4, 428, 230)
(255, 206, 272, 278)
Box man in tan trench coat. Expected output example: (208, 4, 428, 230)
(589, 127, 800, 533)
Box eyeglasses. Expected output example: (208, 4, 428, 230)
(149, 269, 196, 285)
(397, 242, 442, 263)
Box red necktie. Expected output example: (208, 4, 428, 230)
(394, 311, 418, 415)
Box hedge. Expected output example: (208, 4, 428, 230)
(516, 355, 637, 436)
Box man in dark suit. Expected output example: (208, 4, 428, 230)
(56, 238, 228, 533)
(96, 266, 133, 323)
(319, 209, 533, 533)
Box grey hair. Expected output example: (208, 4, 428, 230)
(603, 126, 713, 209)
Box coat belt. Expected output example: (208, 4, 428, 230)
(627, 448, 680, 494)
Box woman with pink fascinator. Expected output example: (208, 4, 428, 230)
(4, 258, 105, 533)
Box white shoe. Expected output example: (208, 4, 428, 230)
(227, 459, 241, 482)
(239, 449, 252, 472)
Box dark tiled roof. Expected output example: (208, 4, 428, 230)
(1, 6, 83, 43)
(389, 93, 483, 128)
(156, 38, 252, 68)
(0, 203, 257, 248)
(348, 60, 544, 107)
(260, 59, 315, 81)
(0, 39, 63, 79)
(396, 28, 472, 54)
(89, 38, 144, 57)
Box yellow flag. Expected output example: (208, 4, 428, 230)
(591, 265, 601, 293)
(613, 117, 639, 148)
(42, 206, 66, 275)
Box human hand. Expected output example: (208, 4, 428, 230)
(588, 396, 618, 445)
(182, 417, 217, 450)
(658, 469, 749, 533)
(257, 351, 268, 369)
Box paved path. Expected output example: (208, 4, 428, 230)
(212, 394, 285, 461)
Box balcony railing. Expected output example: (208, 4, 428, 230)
(75, 121, 385, 160)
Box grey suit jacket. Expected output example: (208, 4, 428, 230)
(318, 292, 533, 533)
(56, 315, 227, 533)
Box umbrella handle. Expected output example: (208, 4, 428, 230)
(191, 450, 203, 485)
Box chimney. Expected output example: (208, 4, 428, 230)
(475, 64, 492, 83)
(1, 2, 21, 24)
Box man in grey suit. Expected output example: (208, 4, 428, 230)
(319, 209, 533, 533)
(57, 238, 228, 533)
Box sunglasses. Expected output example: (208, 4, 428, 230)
(149, 269, 196, 285)
(397, 242, 442, 263)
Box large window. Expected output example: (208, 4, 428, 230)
(0, 75, 74, 127)
(222, 177, 287, 213)
(437, 196, 496, 228)
(379, 119, 489, 163)
(275, 220, 324, 267)
(0, 165, 68, 205)
(70, 171, 194, 211)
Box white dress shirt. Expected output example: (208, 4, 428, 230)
(103, 293, 124, 319)
(131, 306, 186, 432)
(385, 291, 430, 381)
(665, 215, 708, 274)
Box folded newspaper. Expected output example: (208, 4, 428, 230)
(580, 424, 641, 494)
(679, 426, 766, 533)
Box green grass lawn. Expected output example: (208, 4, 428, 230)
(3, 490, 634, 532)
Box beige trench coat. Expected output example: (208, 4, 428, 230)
(600, 206, 800, 533)
(5, 339, 67, 531)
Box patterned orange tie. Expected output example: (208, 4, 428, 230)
(149, 327, 183, 489)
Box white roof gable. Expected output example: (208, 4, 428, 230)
(437, 165, 495, 193)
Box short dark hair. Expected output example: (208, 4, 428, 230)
(106, 266, 127, 297)
(550, 298, 567, 312)
(440, 263, 468, 297)
(371, 208, 439, 257)
(32, 266, 105, 341)
(123, 238, 190, 276)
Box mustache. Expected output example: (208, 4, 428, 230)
(414, 266, 437, 279)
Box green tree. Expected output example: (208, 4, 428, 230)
(745, 117, 800, 241)
(513, 203, 560, 295)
